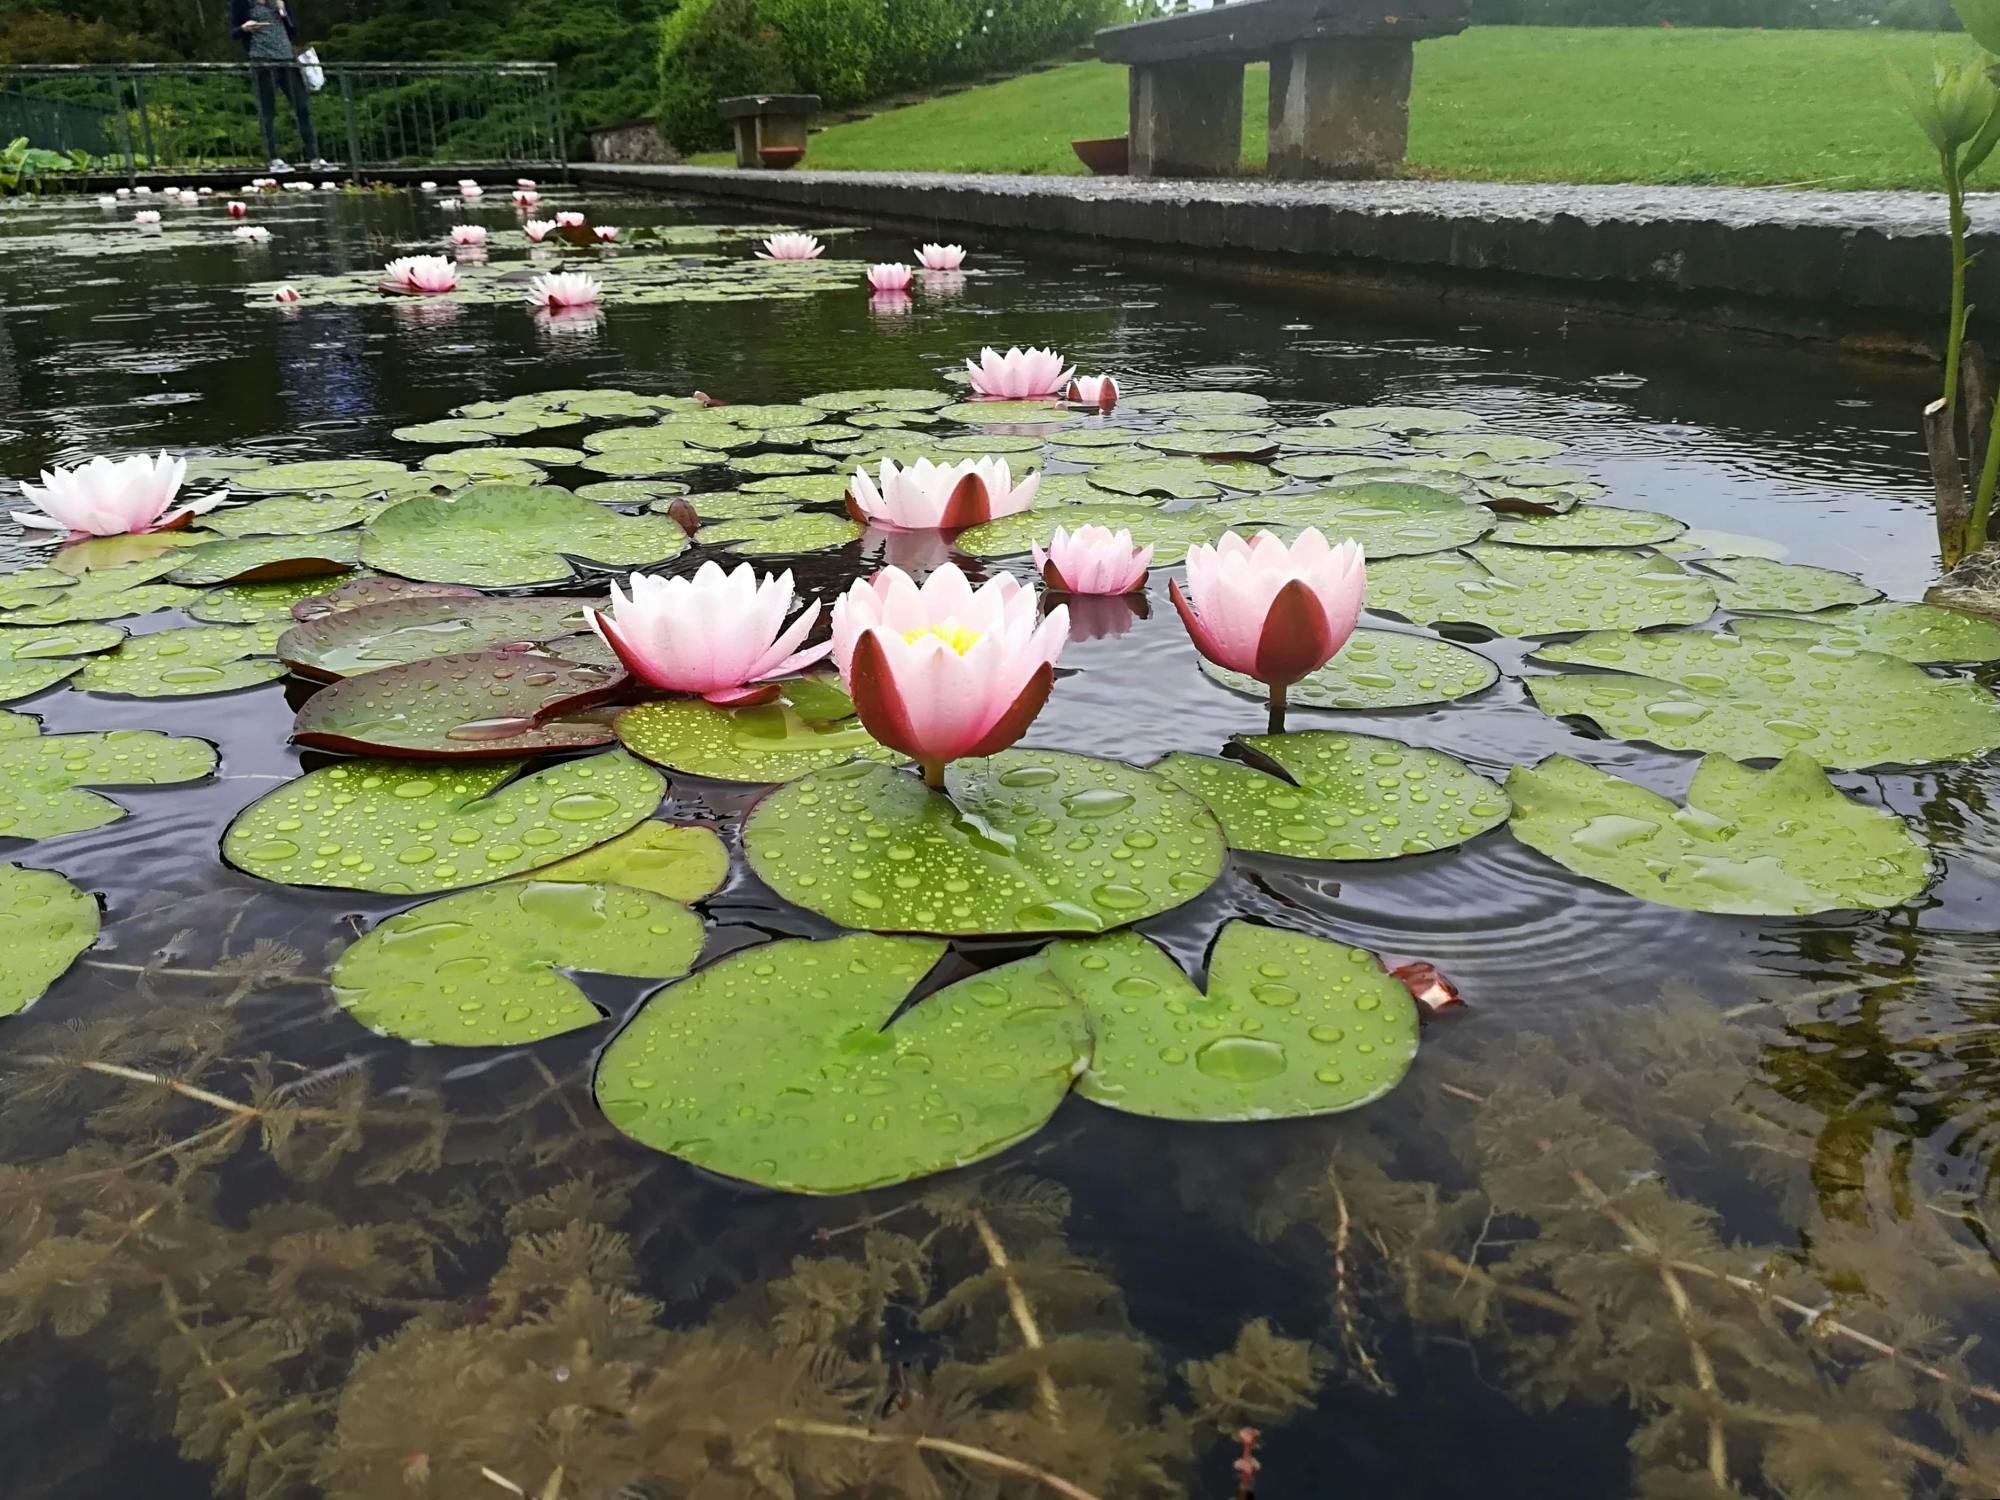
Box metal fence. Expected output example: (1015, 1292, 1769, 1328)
(0, 62, 566, 176)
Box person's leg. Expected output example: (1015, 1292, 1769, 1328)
(252, 66, 280, 162)
(282, 66, 319, 161)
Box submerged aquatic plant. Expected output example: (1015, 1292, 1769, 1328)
(590, 562, 829, 703)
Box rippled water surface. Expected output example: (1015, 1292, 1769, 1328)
(3, 186, 1997, 1500)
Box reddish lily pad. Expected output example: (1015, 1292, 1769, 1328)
(292, 652, 627, 758)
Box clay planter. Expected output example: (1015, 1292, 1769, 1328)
(1071, 136, 1129, 176)
(758, 145, 806, 170)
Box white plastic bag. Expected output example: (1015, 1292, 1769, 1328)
(296, 47, 325, 92)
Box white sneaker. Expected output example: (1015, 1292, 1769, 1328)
(309, 158, 334, 172)
(269, 158, 294, 173)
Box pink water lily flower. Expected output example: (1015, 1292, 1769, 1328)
(1032, 524, 1153, 595)
(846, 456, 1039, 531)
(593, 225, 620, 242)
(758, 232, 822, 260)
(1171, 528, 1366, 724)
(227, 200, 248, 218)
(459, 183, 483, 198)
(382, 254, 458, 293)
(419, 180, 438, 192)
(966, 345, 1074, 399)
(526, 271, 601, 310)
(590, 562, 830, 704)
(523, 218, 556, 243)
(132, 210, 160, 226)
(13, 453, 218, 538)
(232, 225, 271, 242)
(451, 224, 487, 245)
(865, 263, 913, 292)
(516, 177, 537, 189)
(512, 189, 540, 206)
(554, 211, 585, 228)
(273, 286, 301, 303)
(915, 242, 965, 270)
(95, 195, 116, 207)
(831, 563, 1068, 788)
(1068, 374, 1119, 410)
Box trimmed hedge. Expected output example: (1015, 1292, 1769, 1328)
(658, 0, 1123, 152)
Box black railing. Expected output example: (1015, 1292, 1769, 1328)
(0, 62, 566, 176)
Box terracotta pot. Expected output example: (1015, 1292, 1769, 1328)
(758, 145, 806, 170)
(1071, 136, 1129, 176)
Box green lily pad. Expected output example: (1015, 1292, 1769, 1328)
(1048, 426, 1152, 449)
(729, 452, 838, 476)
(616, 689, 900, 783)
(1050, 923, 1419, 1120)
(0, 864, 99, 1018)
(1367, 544, 1716, 636)
(233, 459, 411, 495)
(745, 751, 1224, 936)
(578, 450, 707, 478)
(575, 480, 690, 505)
(1272, 454, 1398, 482)
(1088, 458, 1282, 499)
(712, 402, 823, 430)
(933, 433, 1045, 455)
(1527, 629, 2000, 768)
(1271, 425, 1396, 453)
(1728, 602, 2000, 663)
(0, 728, 216, 841)
(1483, 462, 1593, 491)
(1238, 482, 1495, 557)
(187, 577, 345, 624)
(1412, 433, 1567, 462)
(1320, 405, 1482, 434)
(955, 503, 1230, 565)
(702, 513, 861, 555)
(1054, 445, 1159, 469)
(167, 533, 361, 585)
(596, 933, 1089, 1193)
(1505, 752, 1930, 915)
(514, 821, 728, 901)
(287, 575, 482, 623)
(1140, 433, 1279, 460)
(361, 485, 687, 587)
(393, 418, 532, 444)
(941, 400, 1077, 425)
(278, 595, 600, 679)
(666, 491, 799, 522)
(1155, 732, 1508, 861)
(1033, 473, 1134, 506)
(223, 751, 663, 894)
(1199, 628, 1498, 709)
(742, 474, 851, 501)
(74, 621, 285, 697)
(0, 624, 125, 703)
(804, 388, 953, 412)
(1699, 556, 1882, 614)
(1121, 391, 1269, 416)
(0, 583, 198, 625)
(198, 494, 380, 537)
(633, 420, 760, 451)
(845, 411, 938, 429)
(1490, 506, 1685, 548)
(331, 880, 705, 1046)
(292, 652, 624, 757)
(420, 450, 551, 482)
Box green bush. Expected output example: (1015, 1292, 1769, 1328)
(656, 0, 1120, 152)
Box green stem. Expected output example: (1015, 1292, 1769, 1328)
(1946, 151, 1971, 411)
(920, 758, 946, 790)
(1972, 388, 2000, 554)
(1266, 682, 1286, 736)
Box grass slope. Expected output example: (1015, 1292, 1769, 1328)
(692, 26, 1970, 188)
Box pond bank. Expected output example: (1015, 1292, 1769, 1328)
(572, 162, 2000, 350)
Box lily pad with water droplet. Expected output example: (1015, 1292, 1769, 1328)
(1088, 457, 1283, 499)
(805, 387, 954, 413)
(575, 479, 691, 505)
(1271, 454, 1399, 482)
(1699, 556, 1882, 614)
(940, 400, 1078, 425)
(0, 727, 216, 841)
(956, 503, 1231, 565)
(513, 820, 728, 901)
(933, 432, 1045, 455)
(664, 491, 800, 523)
(616, 688, 900, 783)
(701, 513, 861, 556)
(712, 402, 824, 430)
(361, 484, 687, 587)
(745, 750, 1225, 936)
(278, 595, 600, 679)
(1320, 405, 1482, 434)
(419, 449, 555, 482)
(596, 933, 1089, 1193)
(233, 459, 412, 495)
(742, 474, 851, 502)
(1139, 432, 1279, 460)
(0, 623, 125, 703)
(1237, 482, 1495, 557)
(1505, 752, 1930, 915)
(1490, 505, 1685, 549)
(0, 863, 99, 1018)
(1411, 432, 1567, 463)
(331, 879, 705, 1046)
(1048, 425, 1154, 449)
(167, 533, 362, 585)
(728, 451, 838, 476)
(223, 750, 663, 894)
(187, 576, 345, 624)
(577, 449, 708, 478)
(1121, 391, 1270, 416)
(393, 418, 534, 444)
(1528, 629, 2000, 768)
(292, 651, 625, 757)
(1049, 923, 1419, 1120)
(74, 621, 286, 697)
(287, 575, 483, 623)
(1198, 629, 1499, 709)
(198, 493, 381, 538)
(1368, 544, 1716, 636)
(0, 582, 198, 626)
(1155, 732, 1508, 861)
(1728, 602, 2000, 663)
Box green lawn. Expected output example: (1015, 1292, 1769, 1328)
(690, 26, 1974, 189)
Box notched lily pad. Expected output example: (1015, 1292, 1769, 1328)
(516, 821, 728, 901)
(1491, 506, 1685, 549)
(1367, 544, 1716, 636)
(1321, 405, 1481, 434)
(189, 577, 345, 624)
(1198, 628, 1498, 710)
(1506, 752, 1930, 914)
(278, 595, 600, 679)
(745, 751, 1225, 935)
(167, 533, 361, 585)
(0, 623, 125, 703)
(1240, 482, 1494, 557)
(234, 459, 411, 495)
(1155, 731, 1508, 861)
(223, 751, 664, 894)
(805, 388, 954, 412)
(1088, 457, 1281, 499)
(1728, 602, 2000, 663)
(0, 863, 99, 1018)
(362, 485, 687, 586)
(74, 621, 285, 697)
(617, 687, 900, 783)
(0, 727, 216, 841)
(198, 493, 381, 538)
(1699, 556, 1882, 614)
(289, 575, 482, 623)
(291, 651, 625, 757)
(332, 880, 705, 1045)
(702, 513, 861, 555)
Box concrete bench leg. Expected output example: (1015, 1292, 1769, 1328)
(731, 117, 759, 170)
(731, 112, 809, 169)
(1128, 59, 1244, 178)
(1267, 36, 1413, 179)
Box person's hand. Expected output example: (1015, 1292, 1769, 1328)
(241, 19, 264, 28)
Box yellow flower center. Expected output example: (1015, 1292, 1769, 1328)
(900, 622, 983, 655)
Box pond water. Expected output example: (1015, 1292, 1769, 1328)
(2, 184, 1997, 1500)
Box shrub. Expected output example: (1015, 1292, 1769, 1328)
(656, 0, 1121, 152)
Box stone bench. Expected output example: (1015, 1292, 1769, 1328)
(718, 93, 820, 169)
(1094, 0, 1466, 180)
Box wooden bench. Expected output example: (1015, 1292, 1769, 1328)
(717, 94, 820, 169)
(1094, 0, 1466, 180)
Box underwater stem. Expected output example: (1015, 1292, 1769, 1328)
(84, 959, 326, 986)
(64, 1058, 261, 1116)
(160, 1285, 286, 1466)
(772, 1420, 1104, 1500)
(970, 1208, 1064, 1424)
(1327, 1176, 1391, 1395)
